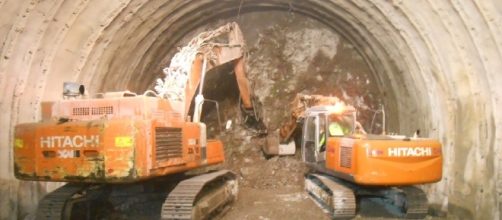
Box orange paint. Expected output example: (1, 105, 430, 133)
(325, 137, 442, 186)
(14, 96, 225, 183)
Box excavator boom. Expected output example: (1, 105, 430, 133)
(155, 22, 261, 130)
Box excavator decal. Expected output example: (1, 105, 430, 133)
(388, 147, 433, 157)
(40, 135, 99, 148)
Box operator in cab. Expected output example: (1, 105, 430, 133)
(328, 114, 353, 137)
(319, 114, 351, 152)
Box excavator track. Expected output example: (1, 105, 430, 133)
(35, 184, 85, 220)
(305, 173, 356, 219)
(161, 170, 237, 220)
(365, 185, 429, 219)
(400, 186, 428, 219)
(305, 174, 429, 219)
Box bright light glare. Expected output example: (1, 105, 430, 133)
(328, 102, 345, 114)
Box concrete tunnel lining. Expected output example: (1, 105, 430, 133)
(0, 0, 501, 219)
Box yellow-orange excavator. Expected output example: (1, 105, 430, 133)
(13, 22, 262, 220)
(266, 94, 442, 218)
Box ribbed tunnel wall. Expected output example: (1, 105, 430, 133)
(1, 0, 501, 219)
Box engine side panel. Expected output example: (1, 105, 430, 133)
(326, 137, 442, 185)
(14, 120, 138, 182)
(14, 96, 225, 183)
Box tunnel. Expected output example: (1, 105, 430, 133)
(1, 0, 501, 219)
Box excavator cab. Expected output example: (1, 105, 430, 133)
(301, 106, 355, 164)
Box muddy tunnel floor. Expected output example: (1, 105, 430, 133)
(217, 129, 444, 220)
(96, 130, 444, 220)
(97, 129, 445, 220)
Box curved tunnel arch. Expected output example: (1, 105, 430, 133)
(0, 0, 501, 219)
(91, 0, 414, 130)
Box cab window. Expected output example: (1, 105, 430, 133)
(328, 113, 354, 137)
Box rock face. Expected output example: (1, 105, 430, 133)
(1, 1, 502, 219)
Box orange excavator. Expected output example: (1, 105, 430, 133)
(13, 22, 262, 220)
(266, 94, 442, 218)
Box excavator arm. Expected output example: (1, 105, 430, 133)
(155, 22, 264, 131)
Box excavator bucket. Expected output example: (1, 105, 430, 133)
(264, 131, 296, 156)
(240, 96, 267, 135)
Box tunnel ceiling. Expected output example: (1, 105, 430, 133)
(1, 0, 502, 219)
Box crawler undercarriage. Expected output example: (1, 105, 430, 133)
(36, 170, 237, 220)
(305, 173, 428, 219)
